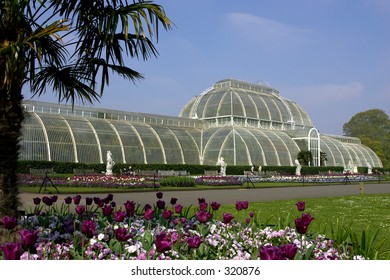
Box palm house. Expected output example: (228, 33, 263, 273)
(20, 78, 383, 168)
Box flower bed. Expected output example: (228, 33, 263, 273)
(0, 193, 370, 260)
(195, 176, 243, 186)
(17, 174, 160, 189)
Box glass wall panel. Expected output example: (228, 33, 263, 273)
(236, 90, 258, 119)
(204, 91, 225, 118)
(202, 127, 229, 165)
(131, 123, 164, 164)
(265, 131, 291, 166)
(262, 96, 282, 122)
(250, 93, 271, 121)
(88, 119, 122, 163)
(170, 128, 201, 164)
(231, 92, 245, 117)
(236, 129, 266, 166)
(65, 117, 100, 163)
(109, 122, 145, 164)
(251, 130, 279, 166)
(150, 125, 183, 164)
(40, 114, 74, 162)
(273, 131, 300, 165)
(20, 113, 48, 161)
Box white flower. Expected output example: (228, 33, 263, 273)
(90, 238, 97, 246)
(98, 233, 105, 240)
(127, 245, 138, 253)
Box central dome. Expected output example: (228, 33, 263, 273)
(179, 78, 313, 130)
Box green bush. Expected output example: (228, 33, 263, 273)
(159, 176, 195, 187)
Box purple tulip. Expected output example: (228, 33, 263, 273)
(85, 197, 93, 206)
(144, 204, 152, 211)
(223, 213, 234, 224)
(114, 228, 132, 242)
(0, 242, 21, 260)
(187, 236, 202, 249)
(64, 196, 72, 204)
(73, 195, 81, 205)
(296, 201, 305, 212)
(75, 205, 86, 215)
(19, 229, 38, 248)
(113, 210, 127, 222)
(235, 201, 249, 211)
(155, 232, 172, 253)
(1, 216, 17, 230)
(93, 197, 101, 205)
(259, 245, 282, 260)
(81, 220, 96, 237)
(124, 200, 136, 216)
(33, 197, 41, 205)
(279, 244, 298, 260)
(102, 205, 114, 217)
(162, 209, 173, 220)
(50, 195, 58, 203)
(170, 197, 178, 205)
(295, 213, 314, 234)
(106, 193, 114, 202)
(249, 211, 254, 218)
(211, 201, 221, 211)
(175, 204, 183, 214)
(195, 211, 211, 223)
(42, 196, 53, 206)
(199, 202, 208, 211)
(198, 198, 206, 204)
(143, 208, 155, 220)
(156, 192, 163, 199)
(156, 200, 166, 210)
(259, 244, 298, 260)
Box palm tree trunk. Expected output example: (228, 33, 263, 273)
(0, 88, 24, 217)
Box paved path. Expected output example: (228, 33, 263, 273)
(19, 182, 390, 210)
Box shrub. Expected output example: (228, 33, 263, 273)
(159, 176, 195, 187)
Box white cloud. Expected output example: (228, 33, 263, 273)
(225, 13, 311, 46)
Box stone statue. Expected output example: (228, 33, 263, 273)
(348, 160, 354, 173)
(367, 162, 372, 174)
(106, 151, 115, 176)
(218, 157, 227, 176)
(294, 159, 301, 176)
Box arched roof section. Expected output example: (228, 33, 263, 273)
(320, 135, 383, 168)
(178, 78, 313, 128)
(201, 127, 301, 166)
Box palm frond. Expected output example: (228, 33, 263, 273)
(32, 64, 100, 107)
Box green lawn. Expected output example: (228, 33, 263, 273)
(217, 194, 390, 259)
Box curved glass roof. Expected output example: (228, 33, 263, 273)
(179, 79, 313, 129)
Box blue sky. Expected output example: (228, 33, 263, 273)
(29, 0, 390, 135)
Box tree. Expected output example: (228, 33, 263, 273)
(320, 152, 327, 166)
(0, 0, 172, 217)
(343, 109, 390, 167)
(297, 150, 312, 166)
(343, 109, 390, 139)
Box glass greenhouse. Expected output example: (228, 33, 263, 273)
(20, 78, 383, 168)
